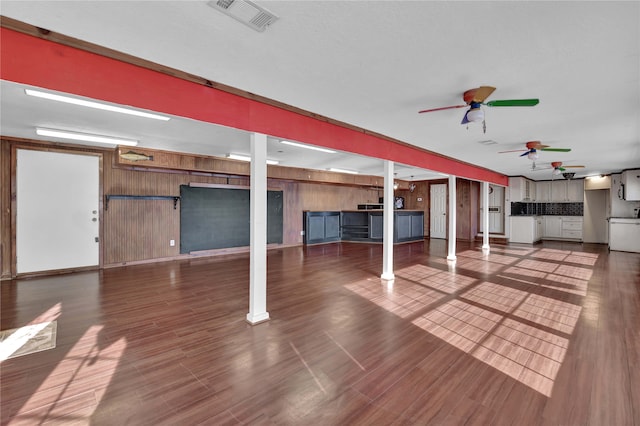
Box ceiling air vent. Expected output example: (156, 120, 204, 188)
(208, 0, 279, 32)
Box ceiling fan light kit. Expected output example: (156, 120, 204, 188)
(464, 107, 484, 123)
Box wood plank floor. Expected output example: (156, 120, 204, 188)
(1, 239, 639, 425)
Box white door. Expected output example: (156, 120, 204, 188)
(489, 186, 504, 233)
(17, 149, 100, 274)
(430, 184, 447, 239)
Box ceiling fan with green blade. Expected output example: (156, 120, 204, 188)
(498, 141, 571, 160)
(418, 86, 539, 131)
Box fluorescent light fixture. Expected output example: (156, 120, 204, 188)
(226, 153, 279, 165)
(36, 128, 138, 146)
(328, 167, 358, 175)
(25, 89, 170, 121)
(280, 140, 336, 154)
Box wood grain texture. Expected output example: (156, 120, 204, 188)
(1, 239, 638, 425)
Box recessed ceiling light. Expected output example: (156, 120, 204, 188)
(25, 89, 170, 121)
(36, 128, 138, 146)
(280, 140, 336, 154)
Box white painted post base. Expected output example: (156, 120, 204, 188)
(246, 312, 270, 325)
(446, 254, 457, 261)
(482, 244, 490, 252)
(380, 273, 395, 281)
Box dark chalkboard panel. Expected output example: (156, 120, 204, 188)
(180, 185, 283, 253)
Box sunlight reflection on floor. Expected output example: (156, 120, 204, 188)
(345, 246, 598, 397)
(11, 325, 126, 424)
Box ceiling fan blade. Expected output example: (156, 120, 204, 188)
(498, 149, 527, 154)
(519, 151, 531, 157)
(418, 104, 467, 114)
(563, 165, 585, 168)
(540, 148, 571, 152)
(470, 86, 496, 103)
(484, 99, 540, 107)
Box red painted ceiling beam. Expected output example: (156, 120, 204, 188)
(0, 27, 507, 186)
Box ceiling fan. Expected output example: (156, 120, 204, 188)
(418, 86, 539, 131)
(532, 161, 585, 177)
(499, 141, 571, 160)
(550, 161, 585, 176)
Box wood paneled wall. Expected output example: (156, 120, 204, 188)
(456, 179, 480, 241)
(1, 139, 380, 277)
(1, 138, 482, 278)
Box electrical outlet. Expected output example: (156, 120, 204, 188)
(170, 239, 175, 246)
(417, 197, 423, 202)
(300, 230, 305, 235)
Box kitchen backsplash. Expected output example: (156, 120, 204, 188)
(511, 202, 583, 216)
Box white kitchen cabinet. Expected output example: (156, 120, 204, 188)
(609, 218, 640, 252)
(621, 169, 640, 201)
(536, 181, 551, 202)
(561, 217, 583, 240)
(535, 216, 543, 241)
(544, 216, 563, 238)
(509, 177, 535, 202)
(548, 179, 584, 202)
(543, 216, 582, 240)
(550, 180, 567, 202)
(510, 216, 542, 243)
(566, 179, 584, 202)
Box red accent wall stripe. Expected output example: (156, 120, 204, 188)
(1, 28, 507, 185)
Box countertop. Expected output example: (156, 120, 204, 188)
(609, 217, 640, 222)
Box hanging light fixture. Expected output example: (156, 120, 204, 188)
(465, 108, 484, 123)
(527, 151, 539, 161)
(393, 181, 399, 190)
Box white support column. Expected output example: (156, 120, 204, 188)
(246, 132, 270, 325)
(381, 160, 395, 281)
(482, 182, 490, 252)
(447, 174, 457, 261)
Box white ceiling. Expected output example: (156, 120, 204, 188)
(1, 1, 639, 182)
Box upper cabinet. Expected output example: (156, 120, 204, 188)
(536, 181, 551, 202)
(509, 177, 535, 202)
(621, 169, 640, 201)
(511, 177, 583, 203)
(550, 179, 584, 202)
(550, 180, 566, 202)
(566, 179, 584, 202)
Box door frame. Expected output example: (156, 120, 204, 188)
(11, 145, 103, 277)
(430, 183, 447, 239)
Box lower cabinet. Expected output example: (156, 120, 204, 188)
(303, 211, 341, 244)
(544, 216, 563, 238)
(510, 216, 542, 244)
(543, 216, 583, 241)
(561, 217, 583, 240)
(343, 210, 424, 243)
(304, 210, 425, 244)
